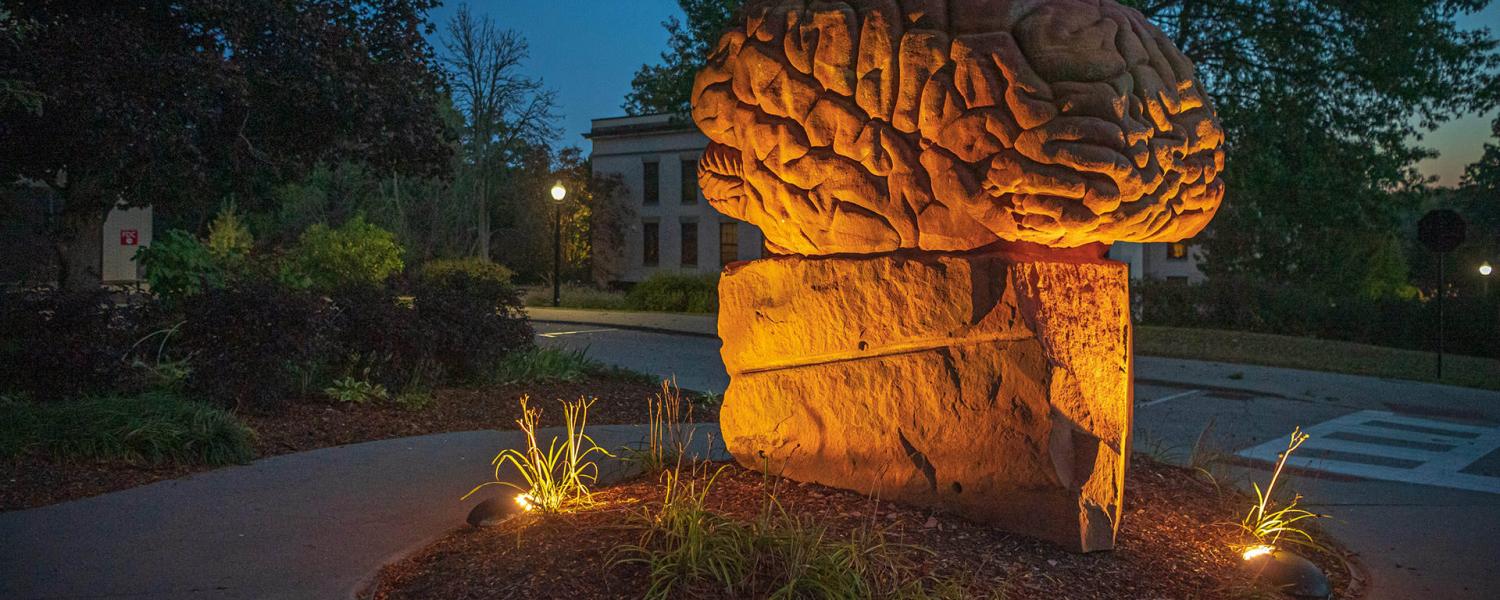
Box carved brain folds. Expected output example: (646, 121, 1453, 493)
(692, 0, 1225, 254)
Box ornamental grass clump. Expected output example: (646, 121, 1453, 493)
(624, 379, 695, 475)
(462, 395, 609, 513)
(1241, 427, 1324, 556)
(613, 463, 955, 599)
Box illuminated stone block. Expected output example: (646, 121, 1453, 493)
(717, 247, 1132, 552)
(695, 0, 1223, 552)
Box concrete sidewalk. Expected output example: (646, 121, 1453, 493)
(0, 424, 724, 600)
(528, 306, 716, 337)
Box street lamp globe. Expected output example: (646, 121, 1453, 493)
(1481, 262, 1493, 276)
(550, 182, 566, 203)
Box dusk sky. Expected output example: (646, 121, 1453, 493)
(430, 1, 1500, 186)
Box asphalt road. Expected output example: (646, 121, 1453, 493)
(534, 321, 1500, 600)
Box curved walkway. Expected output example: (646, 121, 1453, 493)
(0, 424, 724, 600)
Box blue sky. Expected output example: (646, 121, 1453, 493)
(431, 1, 1499, 186)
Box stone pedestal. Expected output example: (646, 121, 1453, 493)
(717, 248, 1132, 552)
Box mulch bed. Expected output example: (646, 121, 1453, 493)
(366, 458, 1362, 600)
(0, 375, 700, 512)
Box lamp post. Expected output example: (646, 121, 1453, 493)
(550, 182, 566, 307)
(1482, 261, 1493, 296)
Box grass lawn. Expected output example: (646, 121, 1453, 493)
(522, 284, 630, 310)
(1138, 326, 1500, 391)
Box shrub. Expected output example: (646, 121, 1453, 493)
(392, 390, 435, 411)
(411, 262, 533, 380)
(327, 286, 440, 391)
(490, 347, 594, 384)
(286, 216, 404, 291)
(420, 258, 513, 287)
(0, 391, 256, 466)
(205, 203, 255, 257)
(627, 273, 719, 313)
(0, 289, 152, 401)
(1132, 276, 1498, 359)
(324, 376, 389, 404)
(176, 281, 335, 412)
(136, 230, 230, 301)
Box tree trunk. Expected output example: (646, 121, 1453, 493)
(476, 169, 491, 262)
(54, 208, 106, 291)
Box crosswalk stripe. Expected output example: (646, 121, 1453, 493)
(1236, 409, 1500, 494)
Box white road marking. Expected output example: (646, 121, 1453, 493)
(537, 328, 617, 338)
(1237, 410, 1500, 494)
(1138, 389, 1202, 408)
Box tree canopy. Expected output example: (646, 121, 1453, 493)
(0, 1, 452, 288)
(623, 0, 738, 116)
(1120, 0, 1498, 296)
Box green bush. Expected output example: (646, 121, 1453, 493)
(490, 347, 594, 384)
(177, 280, 336, 412)
(205, 203, 255, 258)
(411, 262, 534, 381)
(0, 391, 256, 466)
(136, 230, 230, 300)
(627, 273, 719, 313)
(1133, 277, 1497, 358)
(420, 258, 513, 287)
(0, 289, 156, 401)
(286, 216, 404, 291)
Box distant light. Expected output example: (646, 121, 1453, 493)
(515, 493, 535, 511)
(1242, 544, 1275, 561)
(550, 183, 567, 202)
(1481, 262, 1493, 276)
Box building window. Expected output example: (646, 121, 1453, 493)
(1166, 242, 1188, 260)
(681, 158, 699, 204)
(643, 161, 659, 206)
(719, 221, 738, 267)
(642, 221, 659, 266)
(680, 219, 698, 267)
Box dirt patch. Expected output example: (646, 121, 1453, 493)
(366, 459, 1360, 599)
(1, 376, 706, 512)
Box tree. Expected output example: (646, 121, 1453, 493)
(623, 0, 739, 116)
(1120, 0, 1499, 296)
(441, 4, 557, 262)
(0, 1, 451, 289)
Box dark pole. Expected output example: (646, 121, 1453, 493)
(552, 201, 561, 307)
(1437, 252, 1445, 380)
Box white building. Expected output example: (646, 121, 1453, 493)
(587, 114, 765, 284)
(587, 113, 1204, 284)
(1108, 240, 1207, 284)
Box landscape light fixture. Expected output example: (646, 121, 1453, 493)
(550, 182, 566, 307)
(1481, 262, 1493, 277)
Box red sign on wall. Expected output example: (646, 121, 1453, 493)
(120, 229, 139, 246)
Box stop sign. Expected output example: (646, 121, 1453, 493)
(1418, 209, 1466, 253)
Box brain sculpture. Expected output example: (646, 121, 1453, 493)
(692, 0, 1224, 254)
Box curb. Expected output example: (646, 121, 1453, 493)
(530, 317, 717, 339)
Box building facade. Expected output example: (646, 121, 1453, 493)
(588, 113, 1203, 284)
(587, 114, 765, 284)
(1107, 240, 1207, 283)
